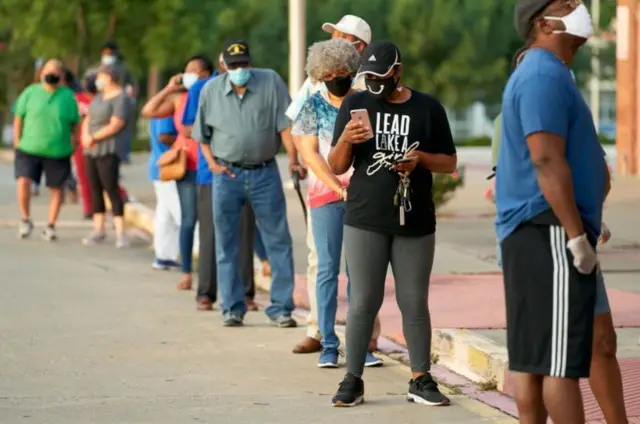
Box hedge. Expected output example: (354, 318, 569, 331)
(456, 134, 615, 147)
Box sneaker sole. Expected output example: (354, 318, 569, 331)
(332, 396, 364, 407)
(223, 321, 244, 327)
(317, 362, 339, 369)
(406, 393, 450, 406)
(364, 360, 383, 367)
(151, 263, 181, 271)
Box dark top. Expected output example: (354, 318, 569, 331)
(332, 90, 456, 236)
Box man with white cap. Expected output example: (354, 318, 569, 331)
(289, 15, 382, 368)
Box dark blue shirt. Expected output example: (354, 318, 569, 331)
(495, 48, 606, 242)
(183, 72, 218, 184)
(148, 117, 178, 181)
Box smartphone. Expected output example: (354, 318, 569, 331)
(393, 157, 414, 165)
(350, 109, 373, 133)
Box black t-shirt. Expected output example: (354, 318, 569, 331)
(331, 90, 456, 236)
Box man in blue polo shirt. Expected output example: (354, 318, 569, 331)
(496, 1, 610, 423)
(149, 116, 180, 270)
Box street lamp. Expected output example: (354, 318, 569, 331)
(288, 0, 306, 95)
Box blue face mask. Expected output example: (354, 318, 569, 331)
(228, 67, 251, 87)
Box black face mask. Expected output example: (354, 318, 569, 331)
(365, 76, 398, 100)
(325, 75, 352, 97)
(43, 73, 60, 85)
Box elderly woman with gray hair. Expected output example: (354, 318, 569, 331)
(293, 38, 382, 368)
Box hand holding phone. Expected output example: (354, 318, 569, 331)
(342, 109, 373, 144)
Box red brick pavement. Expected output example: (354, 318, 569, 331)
(292, 273, 640, 335)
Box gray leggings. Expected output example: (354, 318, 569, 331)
(344, 225, 435, 377)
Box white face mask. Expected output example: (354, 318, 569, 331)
(182, 73, 199, 89)
(544, 4, 593, 40)
(101, 55, 116, 66)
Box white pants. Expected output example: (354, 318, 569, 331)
(305, 209, 381, 341)
(153, 181, 181, 261)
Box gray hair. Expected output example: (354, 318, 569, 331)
(305, 38, 359, 83)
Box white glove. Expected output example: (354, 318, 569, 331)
(598, 222, 611, 245)
(566, 234, 598, 275)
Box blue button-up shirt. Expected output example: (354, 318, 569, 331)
(192, 69, 291, 165)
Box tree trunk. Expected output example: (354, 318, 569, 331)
(147, 66, 160, 98)
(106, 12, 117, 40)
(75, 2, 88, 74)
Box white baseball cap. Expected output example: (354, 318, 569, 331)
(322, 15, 372, 45)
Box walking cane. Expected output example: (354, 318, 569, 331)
(291, 171, 308, 228)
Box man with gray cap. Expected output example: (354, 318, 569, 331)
(496, 1, 623, 422)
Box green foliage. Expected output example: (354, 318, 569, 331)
(0, 0, 618, 114)
(433, 166, 465, 210)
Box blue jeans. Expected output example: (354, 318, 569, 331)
(310, 201, 345, 349)
(254, 227, 268, 262)
(213, 161, 294, 318)
(176, 171, 197, 273)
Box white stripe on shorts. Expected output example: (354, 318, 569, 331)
(549, 225, 569, 378)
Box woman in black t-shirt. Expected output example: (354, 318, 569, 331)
(328, 41, 457, 408)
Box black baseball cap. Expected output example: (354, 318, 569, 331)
(514, 0, 555, 38)
(221, 40, 251, 66)
(101, 40, 119, 52)
(356, 41, 402, 78)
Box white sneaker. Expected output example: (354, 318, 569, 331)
(41, 226, 57, 242)
(115, 234, 130, 249)
(18, 219, 34, 239)
(82, 230, 106, 245)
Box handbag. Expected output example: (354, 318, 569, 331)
(156, 147, 187, 181)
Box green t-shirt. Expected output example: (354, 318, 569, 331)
(14, 84, 80, 158)
(491, 114, 502, 167)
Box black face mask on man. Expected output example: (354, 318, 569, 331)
(43, 73, 61, 85)
(325, 75, 352, 97)
(365, 74, 398, 100)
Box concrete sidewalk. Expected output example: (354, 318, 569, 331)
(0, 199, 516, 423)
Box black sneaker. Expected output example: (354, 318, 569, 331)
(332, 373, 364, 407)
(407, 373, 450, 406)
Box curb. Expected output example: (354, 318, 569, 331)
(431, 329, 509, 391)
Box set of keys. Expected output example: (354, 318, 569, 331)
(393, 175, 412, 226)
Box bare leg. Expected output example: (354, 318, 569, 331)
(92, 213, 106, 232)
(113, 216, 125, 237)
(543, 376, 585, 424)
(513, 372, 547, 424)
(589, 312, 628, 424)
(47, 187, 63, 226)
(17, 177, 31, 220)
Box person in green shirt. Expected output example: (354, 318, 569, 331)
(13, 58, 80, 241)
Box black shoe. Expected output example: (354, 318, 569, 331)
(332, 373, 364, 407)
(407, 373, 450, 406)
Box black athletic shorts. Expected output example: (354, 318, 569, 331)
(501, 211, 597, 379)
(14, 149, 71, 189)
